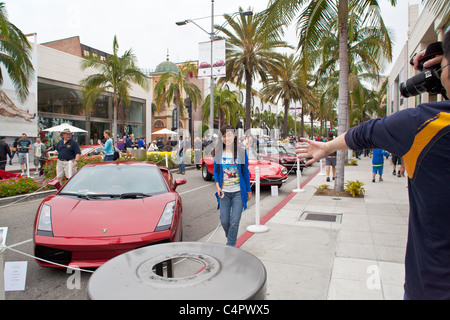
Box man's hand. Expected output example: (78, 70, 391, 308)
(413, 49, 443, 70)
(295, 138, 328, 166)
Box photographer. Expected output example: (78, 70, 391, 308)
(296, 29, 450, 300)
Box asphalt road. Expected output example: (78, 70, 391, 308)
(0, 164, 316, 300)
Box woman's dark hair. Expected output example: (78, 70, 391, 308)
(212, 124, 239, 162)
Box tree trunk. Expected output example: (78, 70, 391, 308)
(283, 99, 290, 138)
(113, 91, 118, 145)
(335, 0, 349, 193)
(301, 106, 305, 137)
(244, 70, 252, 132)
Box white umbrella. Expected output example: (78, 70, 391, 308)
(43, 123, 87, 133)
(152, 128, 178, 135)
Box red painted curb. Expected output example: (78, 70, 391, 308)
(236, 166, 323, 248)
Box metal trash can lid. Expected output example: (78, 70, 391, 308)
(87, 242, 267, 300)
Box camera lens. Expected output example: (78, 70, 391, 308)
(400, 72, 428, 98)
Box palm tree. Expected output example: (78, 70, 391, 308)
(154, 62, 202, 131)
(80, 35, 149, 140)
(0, 2, 34, 102)
(264, 0, 396, 192)
(201, 85, 244, 128)
(216, 8, 290, 132)
(261, 53, 314, 138)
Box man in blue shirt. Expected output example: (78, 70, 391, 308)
(17, 133, 32, 175)
(296, 30, 450, 300)
(55, 128, 81, 182)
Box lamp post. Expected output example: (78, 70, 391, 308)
(176, 1, 252, 132)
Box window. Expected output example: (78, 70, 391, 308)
(154, 120, 165, 128)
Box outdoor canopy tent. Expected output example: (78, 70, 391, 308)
(43, 123, 87, 133)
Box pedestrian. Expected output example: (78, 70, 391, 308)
(125, 134, 133, 150)
(213, 124, 252, 247)
(165, 137, 173, 151)
(371, 148, 389, 182)
(9, 137, 19, 165)
(117, 135, 126, 152)
(0, 136, 11, 172)
(194, 136, 202, 170)
(33, 137, 43, 175)
(147, 140, 158, 151)
(98, 130, 115, 161)
(391, 153, 403, 177)
(55, 128, 81, 182)
(137, 136, 145, 149)
(295, 29, 450, 300)
(177, 136, 185, 175)
(156, 138, 164, 151)
(17, 133, 32, 175)
(325, 133, 336, 182)
(39, 137, 51, 176)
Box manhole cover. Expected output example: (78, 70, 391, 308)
(300, 211, 342, 223)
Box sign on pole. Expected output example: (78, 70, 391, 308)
(198, 39, 226, 79)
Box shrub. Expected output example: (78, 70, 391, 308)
(344, 180, 365, 197)
(0, 177, 51, 198)
(42, 155, 103, 180)
(314, 184, 330, 194)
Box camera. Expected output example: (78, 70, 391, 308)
(400, 41, 448, 99)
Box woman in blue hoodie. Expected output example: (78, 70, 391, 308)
(372, 149, 390, 182)
(213, 125, 252, 247)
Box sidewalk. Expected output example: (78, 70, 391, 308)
(201, 156, 409, 300)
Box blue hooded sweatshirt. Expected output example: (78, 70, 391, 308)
(372, 149, 389, 166)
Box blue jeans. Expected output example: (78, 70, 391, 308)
(179, 153, 185, 172)
(220, 191, 243, 247)
(104, 154, 115, 161)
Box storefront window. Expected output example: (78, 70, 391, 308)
(38, 83, 84, 115)
(90, 94, 109, 118)
(128, 100, 144, 122)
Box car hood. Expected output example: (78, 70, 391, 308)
(44, 193, 176, 238)
(249, 160, 284, 177)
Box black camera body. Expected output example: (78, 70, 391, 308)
(400, 41, 448, 99)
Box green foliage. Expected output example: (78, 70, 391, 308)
(0, 177, 51, 198)
(42, 156, 104, 180)
(314, 184, 330, 194)
(344, 180, 365, 197)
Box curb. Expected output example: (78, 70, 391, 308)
(236, 164, 324, 248)
(0, 189, 57, 207)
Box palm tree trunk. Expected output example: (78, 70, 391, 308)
(244, 70, 252, 131)
(283, 99, 290, 138)
(113, 91, 118, 144)
(301, 106, 305, 137)
(335, 0, 349, 193)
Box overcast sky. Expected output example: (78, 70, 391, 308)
(5, 0, 421, 75)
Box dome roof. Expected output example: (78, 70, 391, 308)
(155, 59, 179, 74)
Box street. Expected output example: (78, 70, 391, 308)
(0, 164, 316, 300)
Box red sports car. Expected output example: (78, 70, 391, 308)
(201, 148, 288, 187)
(33, 161, 186, 269)
(258, 144, 305, 173)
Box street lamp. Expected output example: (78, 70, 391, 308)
(176, 1, 252, 133)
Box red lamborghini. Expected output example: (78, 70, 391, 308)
(33, 161, 186, 269)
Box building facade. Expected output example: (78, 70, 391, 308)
(37, 36, 152, 146)
(387, 4, 450, 116)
